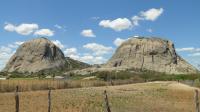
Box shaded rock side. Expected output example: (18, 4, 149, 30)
(104, 37, 198, 74)
(65, 57, 91, 70)
(3, 37, 66, 73)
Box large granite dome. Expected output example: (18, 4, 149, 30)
(104, 37, 198, 74)
(3, 37, 66, 73)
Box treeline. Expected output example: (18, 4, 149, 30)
(93, 70, 200, 82)
(0, 70, 63, 79)
(1, 69, 200, 81)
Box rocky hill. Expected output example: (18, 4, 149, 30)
(104, 37, 198, 74)
(2, 37, 89, 73)
(65, 57, 91, 70)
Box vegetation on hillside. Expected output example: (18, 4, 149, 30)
(65, 57, 91, 70)
(94, 70, 200, 82)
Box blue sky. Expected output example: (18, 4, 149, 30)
(0, 0, 200, 70)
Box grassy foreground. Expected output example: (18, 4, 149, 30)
(0, 81, 198, 112)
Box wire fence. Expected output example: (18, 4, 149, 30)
(1, 85, 199, 112)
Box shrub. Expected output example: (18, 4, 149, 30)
(97, 71, 133, 80)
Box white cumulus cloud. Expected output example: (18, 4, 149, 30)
(34, 29, 54, 37)
(15, 41, 24, 46)
(140, 8, 164, 21)
(188, 53, 200, 57)
(131, 16, 143, 26)
(99, 8, 163, 31)
(176, 47, 195, 52)
(131, 8, 164, 26)
(63, 47, 107, 64)
(4, 23, 55, 37)
(8, 41, 24, 48)
(113, 38, 128, 47)
(4, 23, 39, 35)
(64, 48, 79, 60)
(51, 40, 64, 49)
(64, 48, 77, 56)
(99, 18, 132, 31)
(4, 23, 16, 32)
(176, 47, 200, 58)
(81, 29, 96, 37)
(83, 43, 113, 56)
(80, 55, 106, 64)
(0, 45, 16, 70)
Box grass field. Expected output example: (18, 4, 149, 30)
(0, 81, 198, 112)
(0, 78, 142, 92)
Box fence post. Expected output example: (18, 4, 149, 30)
(104, 90, 111, 112)
(48, 89, 51, 112)
(15, 86, 19, 112)
(195, 89, 200, 112)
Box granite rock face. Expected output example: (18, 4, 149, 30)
(104, 37, 198, 74)
(3, 38, 66, 73)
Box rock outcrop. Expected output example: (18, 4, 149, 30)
(3, 38, 66, 73)
(65, 57, 91, 70)
(104, 37, 198, 74)
(2, 37, 91, 73)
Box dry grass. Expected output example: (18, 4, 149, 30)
(0, 79, 140, 92)
(0, 79, 109, 92)
(0, 81, 198, 112)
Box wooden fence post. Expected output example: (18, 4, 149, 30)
(195, 89, 200, 112)
(104, 90, 111, 112)
(48, 89, 51, 112)
(15, 86, 19, 112)
(110, 80, 114, 86)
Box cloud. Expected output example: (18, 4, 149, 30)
(34, 29, 54, 37)
(54, 24, 67, 31)
(147, 28, 153, 33)
(176, 47, 200, 58)
(51, 40, 64, 49)
(4, 23, 39, 35)
(8, 41, 24, 48)
(64, 47, 107, 64)
(131, 8, 163, 27)
(176, 47, 195, 52)
(99, 18, 132, 31)
(0, 46, 12, 54)
(64, 48, 78, 56)
(54, 24, 62, 29)
(83, 43, 113, 56)
(64, 47, 80, 60)
(99, 8, 163, 31)
(140, 8, 164, 21)
(79, 55, 106, 64)
(176, 47, 200, 69)
(81, 29, 96, 37)
(113, 38, 128, 47)
(91, 17, 100, 20)
(131, 16, 143, 26)
(15, 41, 24, 46)
(4, 23, 55, 37)
(0, 45, 16, 70)
(188, 53, 200, 57)
(4, 23, 15, 32)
